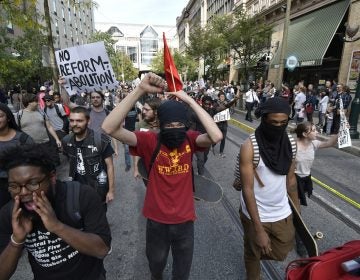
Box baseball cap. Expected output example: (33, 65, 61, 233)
(43, 94, 54, 101)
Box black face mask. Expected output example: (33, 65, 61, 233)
(160, 127, 187, 149)
(259, 121, 287, 142)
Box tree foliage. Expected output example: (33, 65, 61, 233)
(88, 31, 138, 82)
(212, 9, 273, 82)
(186, 9, 272, 83)
(186, 24, 227, 81)
(150, 49, 198, 81)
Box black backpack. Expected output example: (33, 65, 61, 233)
(63, 181, 82, 227)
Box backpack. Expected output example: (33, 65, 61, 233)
(286, 240, 360, 280)
(44, 104, 69, 133)
(64, 181, 83, 228)
(232, 132, 297, 191)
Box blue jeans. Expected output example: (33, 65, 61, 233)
(146, 219, 194, 280)
(123, 144, 131, 168)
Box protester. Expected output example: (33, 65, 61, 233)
(212, 91, 231, 157)
(294, 122, 338, 206)
(15, 93, 62, 165)
(43, 94, 69, 140)
(190, 93, 239, 175)
(133, 97, 161, 179)
(244, 84, 260, 122)
(88, 91, 118, 156)
(0, 143, 111, 280)
(239, 97, 298, 280)
(0, 104, 34, 209)
(62, 107, 115, 209)
(102, 73, 222, 280)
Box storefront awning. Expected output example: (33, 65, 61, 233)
(271, 0, 349, 68)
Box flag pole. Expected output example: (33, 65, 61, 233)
(169, 65, 176, 92)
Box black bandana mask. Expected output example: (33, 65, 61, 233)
(160, 127, 187, 149)
(259, 121, 287, 142)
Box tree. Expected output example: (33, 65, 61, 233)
(186, 24, 227, 81)
(88, 31, 138, 82)
(112, 51, 138, 82)
(150, 49, 198, 81)
(211, 9, 273, 83)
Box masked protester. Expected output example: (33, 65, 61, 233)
(239, 97, 299, 280)
(101, 73, 222, 280)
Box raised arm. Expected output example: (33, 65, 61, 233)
(169, 90, 222, 147)
(102, 73, 165, 146)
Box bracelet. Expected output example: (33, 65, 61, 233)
(10, 234, 25, 247)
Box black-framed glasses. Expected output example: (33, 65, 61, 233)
(8, 176, 48, 194)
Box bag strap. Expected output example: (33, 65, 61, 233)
(19, 132, 29, 145)
(17, 110, 23, 129)
(287, 132, 297, 159)
(65, 181, 82, 226)
(249, 133, 260, 167)
(148, 133, 161, 174)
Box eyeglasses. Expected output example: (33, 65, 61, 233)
(8, 176, 48, 194)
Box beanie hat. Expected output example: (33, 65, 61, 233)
(157, 100, 188, 127)
(255, 97, 291, 118)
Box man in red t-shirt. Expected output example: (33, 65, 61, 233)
(102, 73, 222, 280)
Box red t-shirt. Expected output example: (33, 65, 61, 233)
(130, 130, 205, 224)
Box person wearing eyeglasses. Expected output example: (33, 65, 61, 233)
(0, 143, 111, 280)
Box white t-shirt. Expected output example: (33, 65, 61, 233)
(295, 140, 321, 177)
(240, 157, 292, 223)
(245, 90, 259, 103)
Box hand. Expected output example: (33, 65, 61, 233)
(33, 191, 62, 233)
(133, 169, 141, 179)
(106, 191, 114, 203)
(166, 90, 192, 103)
(11, 196, 33, 242)
(58, 76, 66, 86)
(255, 229, 272, 256)
(113, 150, 119, 158)
(56, 140, 62, 148)
(138, 73, 166, 95)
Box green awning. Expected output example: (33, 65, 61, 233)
(271, 0, 349, 68)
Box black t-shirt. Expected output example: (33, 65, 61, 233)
(0, 182, 111, 280)
(124, 108, 139, 132)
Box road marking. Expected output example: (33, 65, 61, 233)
(230, 118, 360, 210)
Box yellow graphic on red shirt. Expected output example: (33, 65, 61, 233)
(157, 145, 191, 175)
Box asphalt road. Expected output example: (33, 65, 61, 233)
(9, 115, 360, 279)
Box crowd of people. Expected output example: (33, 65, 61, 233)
(0, 73, 352, 280)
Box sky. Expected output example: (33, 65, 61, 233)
(94, 0, 190, 26)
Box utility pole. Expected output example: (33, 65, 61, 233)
(276, 0, 292, 90)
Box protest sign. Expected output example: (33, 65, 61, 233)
(214, 109, 230, 123)
(55, 41, 118, 95)
(338, 98, 352, 148)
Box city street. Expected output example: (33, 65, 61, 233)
(10, 112, 359, 280)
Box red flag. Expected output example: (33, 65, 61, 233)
(163, 32, 183, 92)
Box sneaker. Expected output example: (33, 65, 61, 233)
(219, 153, 226, 158)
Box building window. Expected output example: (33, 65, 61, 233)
(52, 0, 57, 14)
(141, 53, 156, 65)
(55, 20, 59, 34)
(127, 46, 137, 63)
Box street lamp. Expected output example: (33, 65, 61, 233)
(344, 23, 360, 139)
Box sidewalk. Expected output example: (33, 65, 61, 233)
(233, 106, 360, 157)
